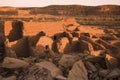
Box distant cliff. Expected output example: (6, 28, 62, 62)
(0, 5, 120, 16)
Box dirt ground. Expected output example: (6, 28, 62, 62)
(4, 18, 104, 37)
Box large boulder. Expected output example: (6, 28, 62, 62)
(79, 40, 94, 53)
(18, 64, 53, 80)
(99, 69, 110, 78)
(36, 36, 53, 49)
(64, 41, 81, 53)
(80, 32, 91, 37)
(11, 37, 30, 57)
(28, 31, 46, 47)
(67, 60, 88, 80)
(106, 68, 120, 79)
(100, 34, 118, 41)
(34, 45, 55, 58)
(59, 54, 79, 68)
(84, 61, 97, 72)
(105, 54, 120, 69)
(2, 57, 29, 69)
(2, 76, 16, 80)
(36, 61, 63, 78)
(58, 37, 69, 53)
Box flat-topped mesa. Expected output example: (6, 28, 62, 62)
(7, 20, 24, 42)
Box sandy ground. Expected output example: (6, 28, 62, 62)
(4, 18, 104, 37)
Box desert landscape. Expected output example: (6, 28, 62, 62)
(0, 5, 120, 80)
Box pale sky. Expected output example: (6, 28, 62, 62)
(0, 0, 120, 7)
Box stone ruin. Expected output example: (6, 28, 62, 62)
(0, 21, 120, 80)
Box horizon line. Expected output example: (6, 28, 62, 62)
(0, 4, 120, 8)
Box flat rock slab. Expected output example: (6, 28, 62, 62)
(2, 57, 29, 69)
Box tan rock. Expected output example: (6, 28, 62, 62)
(79, 40, 94, 53)
(106, 54, 120, 69)
(2, 57, 29, 69)
(11, 37, 30, 57)
(59, 54, 79, 68)
(55, 75, 67, 80)
(36, 36, 53, 49)
(2, 76, 16, 80)
(67, 60, 88, 80)
(36, 61, 62, 78)
(64, 40, 81, 53)
(18, 64, 53, 80)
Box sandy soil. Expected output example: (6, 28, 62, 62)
(5, 18, 104, 37)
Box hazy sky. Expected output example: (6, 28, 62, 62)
(0, 0, 120, 7)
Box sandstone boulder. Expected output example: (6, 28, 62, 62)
(36, 36, 53, 49)
(11, 37, 30, 57)
(59, 54, 79, 68)
(79, 40, 94, 53)
(67, 60, 88, 80)
(2, 57, 29, 69)
(36, 61, 63, 78)
(18, 64, 53, 80)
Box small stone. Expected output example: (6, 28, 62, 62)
(55, 75, 67, 80)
